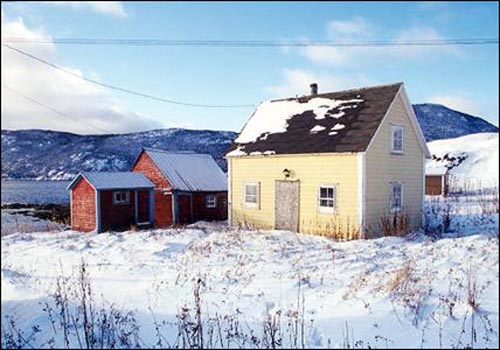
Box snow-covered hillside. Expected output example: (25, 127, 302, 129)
(1, 128, 236, 180)
(413, 104, 498, 142)
(427, 132, 499, 190)
(2, 203, 498, 349)
(2, 103, 498, 180)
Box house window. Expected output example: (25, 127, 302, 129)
(318, 185, 336, 213)
(206, 194, 217, 208)
(390, 182, 403, 213)
(244, 182, 259, 208)
(112, 191, 130, 205)
(391, 125, 404, 153)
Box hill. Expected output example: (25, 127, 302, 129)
(1, 128, 236, 180)
(413, 103, 498, 142)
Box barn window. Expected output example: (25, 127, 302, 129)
(206, 194, 217, 208)
(391, 125, 404, 154)
(389, 182, 403, 213)
(113, 191, 130, 205)
(244, 182, 259, 209)
(318, 185, 336, 214)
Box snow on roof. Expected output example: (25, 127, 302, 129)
(226, 82, 403, 157)
(425, 162, 448, 176)
(144, 148, 227, 192)
(234, 97, 363, 145)
(67, 172, 154, 191)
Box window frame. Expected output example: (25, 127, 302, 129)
(112, 190, 130, 205)
(318, 184, 337, 214)
(390, 124, 404, 154)
(206, 194, 217, 208)
(243, 182, 260, 209)
(389, 182, 403, 213)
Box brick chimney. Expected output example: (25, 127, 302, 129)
(310, 83, 318, 96)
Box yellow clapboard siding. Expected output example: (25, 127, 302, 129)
(365, 94, 424, 233)
(229, 153, 360, 238)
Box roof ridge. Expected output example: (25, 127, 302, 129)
(143, 147, 196, 154)
(82, 171, 144, 175)
(271, 81, 403, 102)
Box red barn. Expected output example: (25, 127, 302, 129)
(131, 148, 228, 227)
(67, 172, 155, 233)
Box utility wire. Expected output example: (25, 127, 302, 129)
(2, 83, 115, 134)
(2, 43, 256, 109)
(1, 37, 498, 47)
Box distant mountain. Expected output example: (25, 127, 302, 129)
(413, 103, 498, 142)
(2, 103, 498, 180)
(1, 129, 236, 180)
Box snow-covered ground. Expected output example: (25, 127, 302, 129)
(1, 196, 498, 349)
(427, 132, 499, 190)
(1, 210, 67, 236)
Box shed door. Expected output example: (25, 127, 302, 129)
(178, 195, 192, 224)
(425, 175, 443, 195)
(275, 180, 299, 232)
(137, 190, 149, 223)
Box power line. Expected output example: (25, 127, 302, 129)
(1, 43, 256, 109)
(1, 37, 498, 47)
(2, 83, 115, 134)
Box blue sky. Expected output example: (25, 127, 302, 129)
(1, 1, 498, 134)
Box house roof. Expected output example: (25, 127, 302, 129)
(226, 82, 422, 157)
(67, 171, 155, 191)
(142, 148, 227, 192)
(426, 158, 448, 176)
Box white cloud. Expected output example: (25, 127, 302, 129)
(264, 68, 374, 99)
(427, 94, 482, 116)
(327, 16, 373, 38)
(42, 1, 128, 18)
(301, 17, 459, 66)
(1, 16, 161, 134)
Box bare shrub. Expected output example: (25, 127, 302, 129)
(1, 316, 41, 349)
(379, 210, 410, 237)
(383, 258, 433, 326)
(423, 195, 457, 237)
(477, 189, 499, 215)
(466, 265, 480, 312)
(343, 268, 371, 300)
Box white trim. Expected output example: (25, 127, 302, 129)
(206, 194, 217, 208)
(422, 155, 426, 226)
(365, 84, 431, 159)
(398, 85, 431, 158)
(365, 86, 401, 152)
(172, 191, 177, 225)
(112, 191, 130, 205)
(149, 188, 155, 225)
(228, 158, 232, 225)
(134, 190, 138, 224)
(317, 184, 337, 214)
(357, 152, 365, 236)
(70, 188, 73, 229)
(243, 182, 260, 209)
(226, 151, 359, 159)
(95, 190, 101, 233)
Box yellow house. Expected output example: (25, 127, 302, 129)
(226, 82, 431, 238)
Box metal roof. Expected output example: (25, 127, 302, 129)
(67, 171, 155, 191)
(143, 148, 227, 191)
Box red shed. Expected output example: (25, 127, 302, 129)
(67, 172, 155, 232)
(131, 148, 228, 226)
